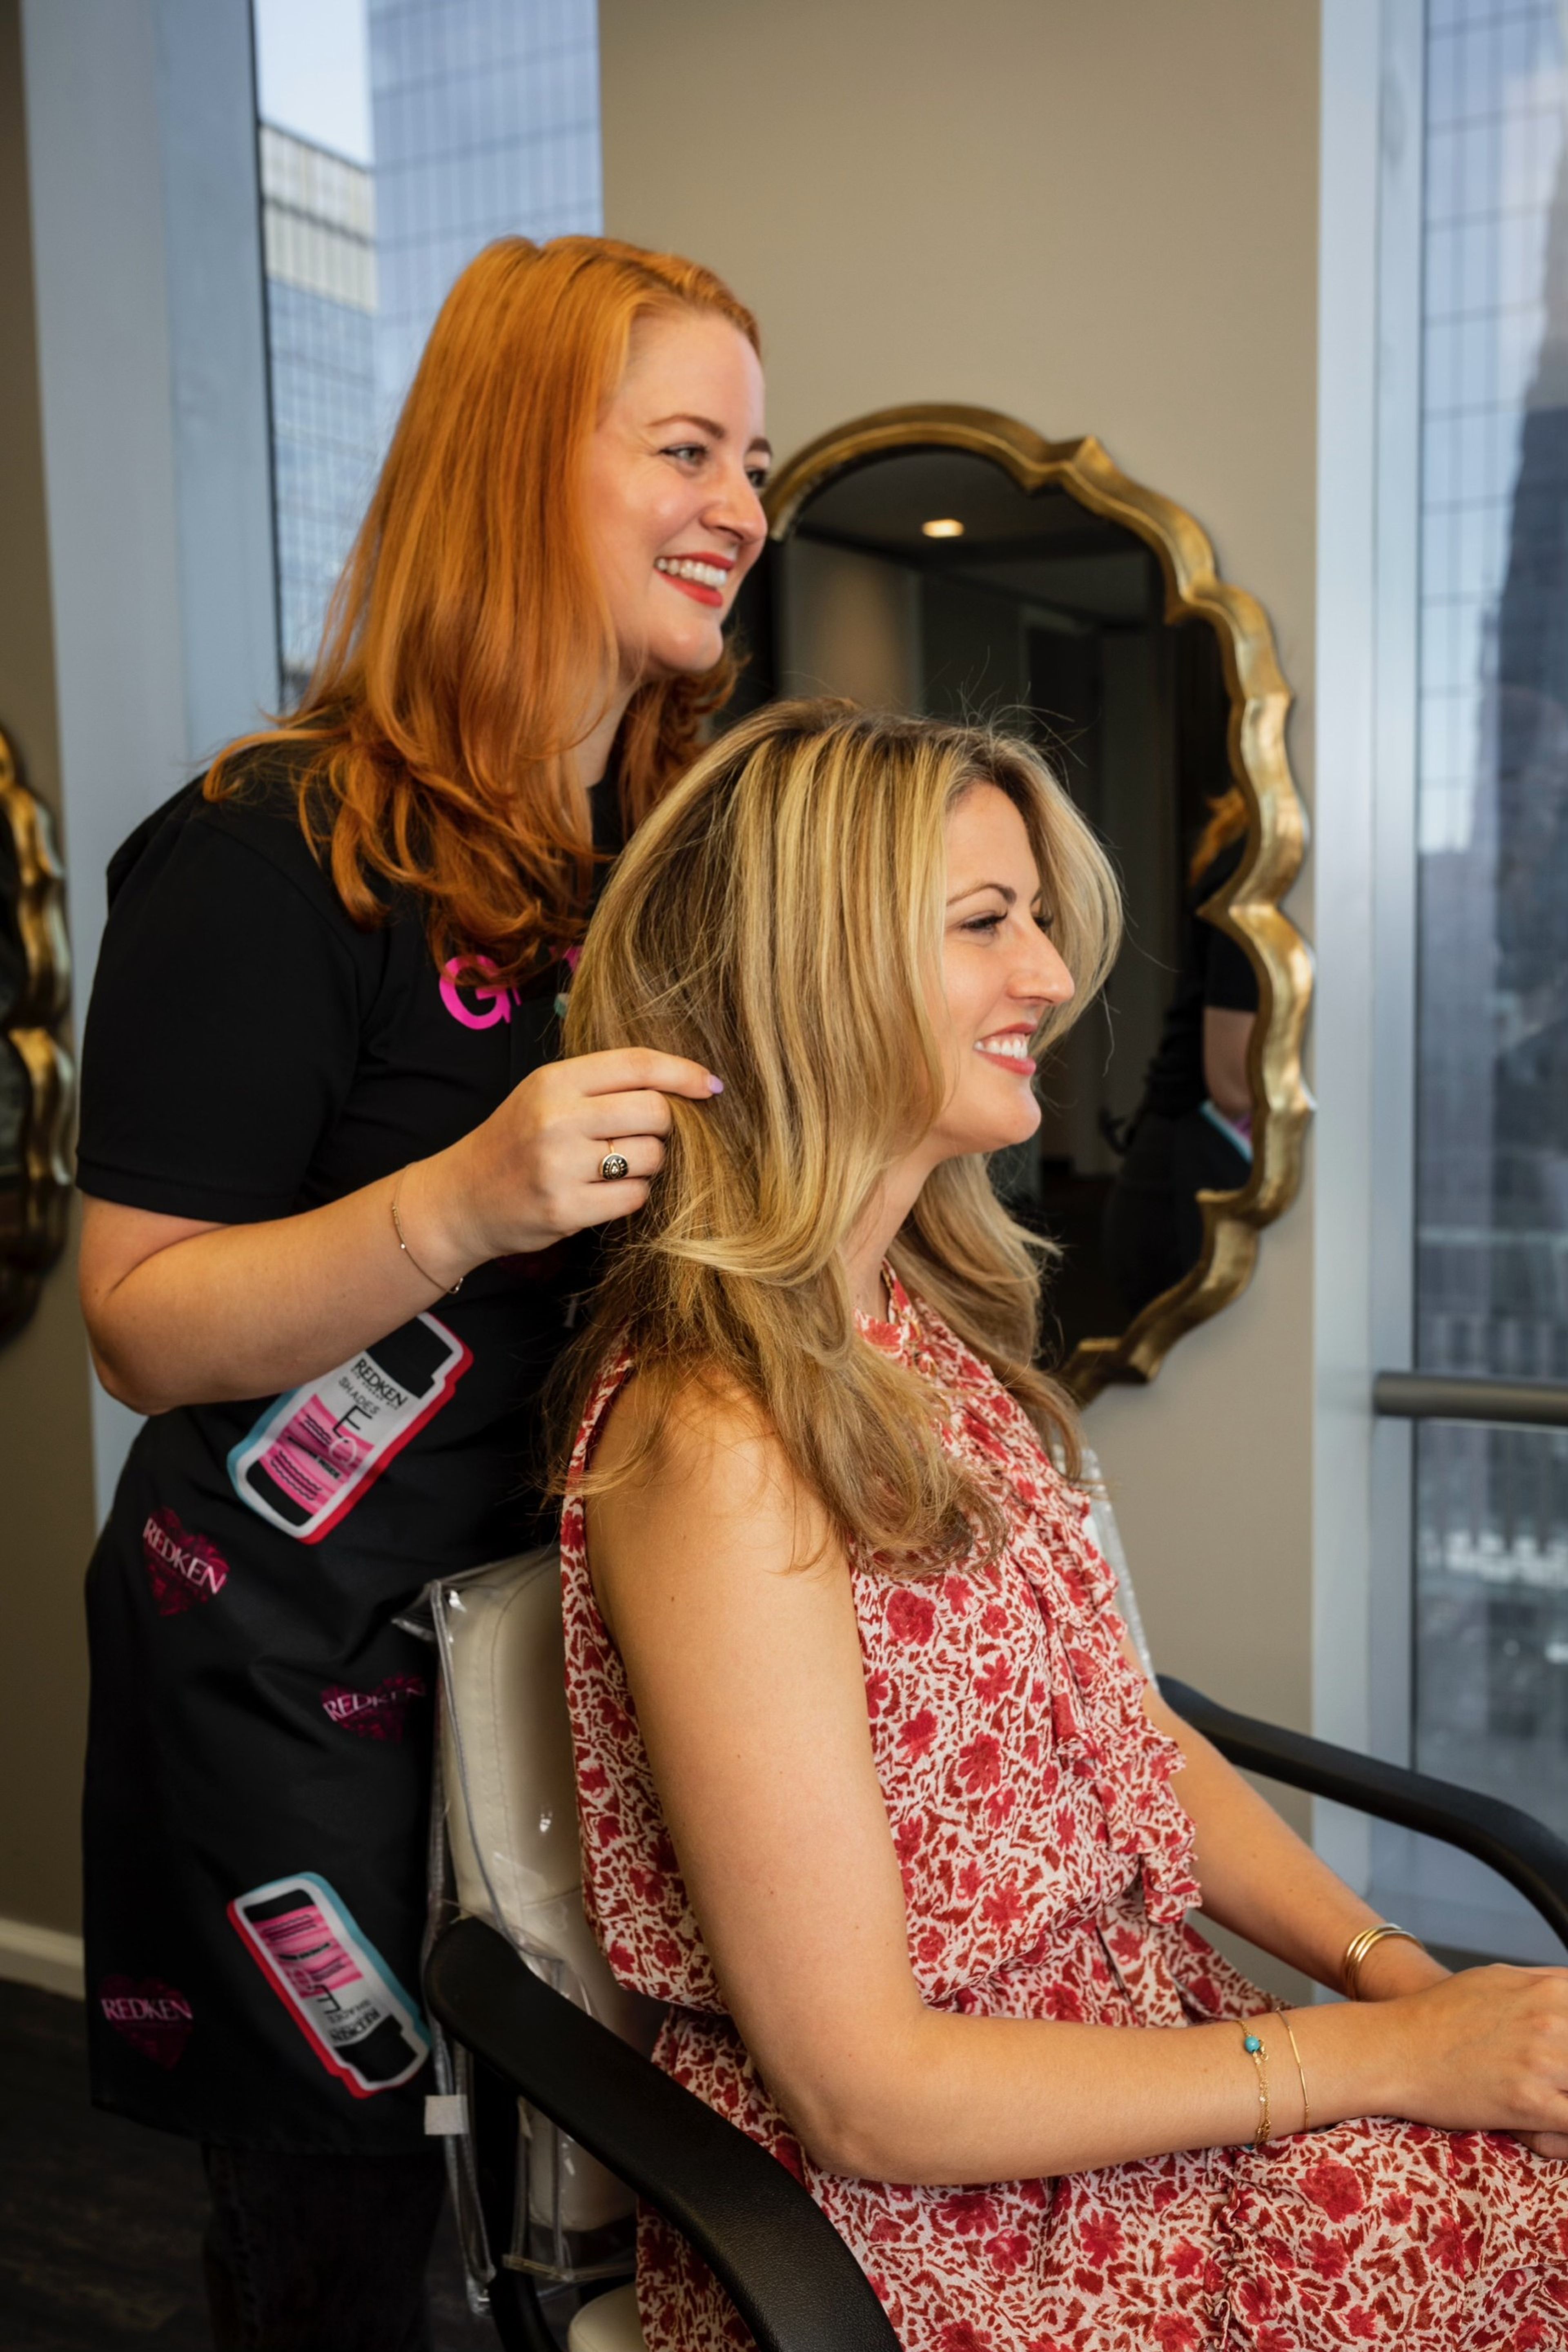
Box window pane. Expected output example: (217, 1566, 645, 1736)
(1416, 1421, 1568, 1835)
(1413, 0, 1568, 1897)
(255, 0, 602, 700)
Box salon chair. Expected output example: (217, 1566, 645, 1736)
(423, 1481, 1568, 2352)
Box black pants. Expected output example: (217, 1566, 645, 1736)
(201, 2142, 447, 2352)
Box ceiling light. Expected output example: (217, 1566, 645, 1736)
(921, 517, 964, 539)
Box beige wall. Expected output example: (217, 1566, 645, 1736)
(777, 539, 923, 710)
(601, 0, 1325, 1886)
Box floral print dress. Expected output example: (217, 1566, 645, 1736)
(561, 1274, 1568, 2351)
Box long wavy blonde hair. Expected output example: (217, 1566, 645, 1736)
(557, 701, 1121, 1571)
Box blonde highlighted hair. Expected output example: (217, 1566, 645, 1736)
(558, 700, 1122, 1571)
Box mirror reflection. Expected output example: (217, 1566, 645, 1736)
(733, 445, 1258, 1374)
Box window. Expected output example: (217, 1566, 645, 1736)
(1410, 0, 1568, 1947)
(254, 0, 603, 701)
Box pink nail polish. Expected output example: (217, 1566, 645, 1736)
(708, 1075, 724, 1095)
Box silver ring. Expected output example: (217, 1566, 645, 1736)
(599, 1152, 630, 1183)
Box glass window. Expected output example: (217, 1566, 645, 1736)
(253, 0, 602, 701)
(1412, 0, 1568, 1933)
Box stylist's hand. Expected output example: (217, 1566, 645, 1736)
(1383, 1964, 1568, 2155)
(395, 1049, 722, 1280)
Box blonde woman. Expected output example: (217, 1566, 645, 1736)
(555, 702, 1568, 2352)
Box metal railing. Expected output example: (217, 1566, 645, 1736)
(1374, 1372, 1568, 1430)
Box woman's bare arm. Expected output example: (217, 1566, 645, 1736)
(80, 1048, 718, 1413)
(588, 1392, 1568, 2184)
(1137, 1676, 1447, 2001)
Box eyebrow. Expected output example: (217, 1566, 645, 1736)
(947, 881, 1027, 906)
(650, 411, 773, 459)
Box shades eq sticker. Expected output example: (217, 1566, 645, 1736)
(228, 1871, 428, 2097)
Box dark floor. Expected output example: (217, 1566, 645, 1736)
(0, 1978, 497, 2351)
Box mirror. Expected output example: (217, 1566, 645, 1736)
(0, 725, 72, 1347)
(730, 408, 1311, 1399)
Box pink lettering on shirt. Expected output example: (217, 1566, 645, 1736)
(439, 953, 518, 1029)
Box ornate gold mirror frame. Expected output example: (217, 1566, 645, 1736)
(0, 724, 73, 1345)
(764, 403, 1313, 1402)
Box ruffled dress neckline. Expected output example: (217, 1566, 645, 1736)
(853, 1262, 922, 1363)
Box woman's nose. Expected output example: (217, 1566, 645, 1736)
(708, 465, 768, 549)
(1020, 933, 1075, 1009)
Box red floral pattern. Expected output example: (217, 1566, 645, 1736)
(561, 1275, 1568, 2350)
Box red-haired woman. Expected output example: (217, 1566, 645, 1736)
(74, 235, 768, 2347)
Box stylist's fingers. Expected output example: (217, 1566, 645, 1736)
(573, 1133, 668, 1228)
(575, 1089, 690, 1140)
(567, 1048, 723, 1103)
(586, 1135, 666, 1184)
(439, 1051, 716, 1264)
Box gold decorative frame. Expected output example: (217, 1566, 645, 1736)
(0, 724, 73, 1345)
(765, 404, 1313, 1403)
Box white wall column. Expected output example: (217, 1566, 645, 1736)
(1310, 0, 1424, 1886)
(20, 0, 277, 1522)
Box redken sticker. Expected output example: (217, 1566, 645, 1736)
(99, 1976, 193, 2068)
(140, 1509, 229, 1616)
(227, 1314, 471, 1544)
(320, 1674, 427, 1742)
(228, 1871, 428, 2098)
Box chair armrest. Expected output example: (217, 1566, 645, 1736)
(424, 1917, 900, 2352)
(1158, 1675, 1568, 1952)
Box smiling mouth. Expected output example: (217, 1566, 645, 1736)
(655, 555, 730, 608)
(976, 1033, 1038, 1074)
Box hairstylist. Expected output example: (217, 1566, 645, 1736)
(75, 236, 768, 2350)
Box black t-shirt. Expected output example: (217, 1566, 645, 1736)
(78, 751, 618, 2152)
(1137, 837, 1259, 1122)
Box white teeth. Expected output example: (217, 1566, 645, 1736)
(978, 1035, 1031, 1060)
(655, 556, 728, 591)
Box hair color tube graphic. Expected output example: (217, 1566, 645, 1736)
(228, 1872, 429, 2097)
(227, 1314, 471, 1543)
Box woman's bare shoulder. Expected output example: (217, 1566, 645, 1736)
(593, 1362, 789, 1505)
(587, 1364, 840, 1626)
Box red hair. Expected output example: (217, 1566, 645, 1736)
(209, 236, 761, 977)
(1188, 785, 1248, 886)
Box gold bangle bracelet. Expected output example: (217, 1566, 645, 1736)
(1239, 2023, 1272, 2147)
(1279, 2010, 1312, 2133)
(1342, 1922, 1422, 2000)
(390, 1170, 463, 1297)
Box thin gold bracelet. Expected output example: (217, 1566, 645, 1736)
(1279, 2010, 1312, 2133)
(1342, 1922, 1422, 2000)
(390, 1169, 463, 1296)
(1239, 2023, 1272, 2147)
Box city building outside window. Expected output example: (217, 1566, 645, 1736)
(253, 0, 603, 701)
(1412, 0, 1568, 1944)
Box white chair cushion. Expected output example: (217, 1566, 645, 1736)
(434, 1546, 662, 2234)
(568, 2283, 647, 2352)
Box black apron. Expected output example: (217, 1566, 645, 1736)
(78, 757, 617, 2150)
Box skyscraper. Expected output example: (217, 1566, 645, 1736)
(257, 3, 603, 686)
(368, 0, 602, 430)
(260, 122, 380, 704)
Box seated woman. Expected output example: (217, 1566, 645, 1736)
(553, 702, 1568, 2351)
